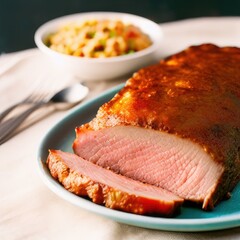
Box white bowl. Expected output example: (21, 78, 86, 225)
(34, 12, 163, 81)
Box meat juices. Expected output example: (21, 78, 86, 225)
(73, 44, 240, 210)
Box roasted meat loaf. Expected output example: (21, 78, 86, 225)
(73, 44, 240, 210)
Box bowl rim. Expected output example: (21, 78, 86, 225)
(34, 11, 163, 63)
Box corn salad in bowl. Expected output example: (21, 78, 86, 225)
(47, 20, 152, 58)
(35, 12, 163, 81)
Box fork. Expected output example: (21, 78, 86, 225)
(0, 76, 59, 123)
(0, 91, 50, 122)
(0, 83, 89, 144)
(0, 102, 45, 144)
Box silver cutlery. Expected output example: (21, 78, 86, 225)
(0, 89, 51, 123)
(0, 83, 89, 144)
(0, 75, 61, 122)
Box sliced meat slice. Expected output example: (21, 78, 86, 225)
(46, 149, 183, 216)
(73, 125, 225, 210)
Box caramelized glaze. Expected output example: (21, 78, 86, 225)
(91, 44, 240, 168)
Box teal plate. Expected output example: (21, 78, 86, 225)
(37, 84, 240, 232)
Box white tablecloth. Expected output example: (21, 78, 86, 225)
(1, 17, 240, 240)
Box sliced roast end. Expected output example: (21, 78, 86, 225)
(73, 125, 226, 210)
(46, 149, 183, 217)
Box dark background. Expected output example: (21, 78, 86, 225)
(0, 0, 239, 53)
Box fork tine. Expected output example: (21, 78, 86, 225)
(27, 73, 62, 103)
(0, 87, 42, 122)
(0, 79, 42, 122)
(25, 90, 50, 103)
(23, 75, 52, 103)
(0, 73, 59, 122)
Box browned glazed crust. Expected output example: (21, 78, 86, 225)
(78, 44, 240, 209)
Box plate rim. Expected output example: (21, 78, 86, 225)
(37, 83, 240, 232)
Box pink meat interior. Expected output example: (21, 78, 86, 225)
(73, 125, 224, 207)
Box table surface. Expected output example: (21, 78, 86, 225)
(1, 17, 240, 240)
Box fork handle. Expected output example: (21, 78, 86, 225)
(0, 102, 46, 144)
